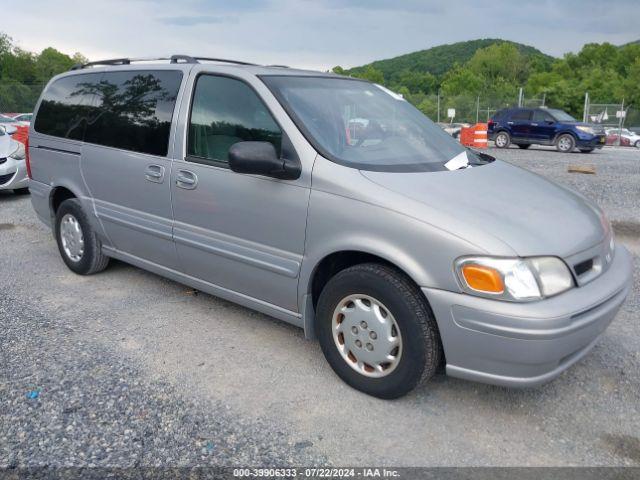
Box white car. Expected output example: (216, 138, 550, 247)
(0, 113, 21, 130)
(11, 113, 33, 126)
(605, 128, 640, 148)
(0, 126, 29, 193)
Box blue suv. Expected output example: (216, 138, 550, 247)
(488, 107, 606, 153)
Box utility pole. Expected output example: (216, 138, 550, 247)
(617, 98, 624, 146)
(476, 96, 480, 124)
(518, 87, 523, 107)
(583, 92, 589, 123)
(437, 91, 440, 123)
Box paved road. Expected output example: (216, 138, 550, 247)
(1, 146, 639, 467)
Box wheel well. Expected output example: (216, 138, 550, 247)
(555, 131, 577, 142)
(311, 251, 407, 308)
(50, 187, 76, 215)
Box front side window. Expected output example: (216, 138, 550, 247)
(83, 70, 182, 156)
(547, 109, 577, 122)
(187, 75, 282, 166)
(261, 76, 487, 172)
(533, 110, 554, 123)
(33, 73, 102, 140)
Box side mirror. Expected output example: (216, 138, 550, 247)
(228, 141, 301, 180)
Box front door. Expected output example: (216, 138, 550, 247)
(530, 109, 557, 143)
(170, 74, 309, 312)
(81, 69, 183, 269)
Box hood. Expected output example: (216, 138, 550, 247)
(361, 160, 605, 257)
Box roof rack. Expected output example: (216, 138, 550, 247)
(70, 55, 259, 71)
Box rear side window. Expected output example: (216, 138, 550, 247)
(34, 73, 102, 140)
(509, 110, 532, 121)
(187, 75, 282, 166)
(84, 70, 182, 156)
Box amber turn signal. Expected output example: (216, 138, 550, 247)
(461, 264, 505, 293)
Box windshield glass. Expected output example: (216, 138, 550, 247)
(547, 109, 577, 122)
(262, 76, 486, 172)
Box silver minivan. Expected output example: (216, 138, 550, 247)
(28, 56, 632, 398)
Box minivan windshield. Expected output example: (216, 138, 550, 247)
(547, 109, 577, 122)
(262, 76, 487, 172)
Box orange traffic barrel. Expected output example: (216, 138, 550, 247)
(460, 123, 488, 149)
(472, 123, 488, 149)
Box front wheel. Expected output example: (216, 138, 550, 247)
(494, 131, 511, 148)
(556, 134, 576, 153)
(55, 198, 109, 275)
(635, 140, 640, 148)
(315, 263, 442, 399)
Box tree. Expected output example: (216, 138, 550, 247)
(352, 65, 384, 84)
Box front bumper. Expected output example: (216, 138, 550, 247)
(423, 244, 632, 387)
(576, 134, 606, 149)
(0, 157, 28, 190)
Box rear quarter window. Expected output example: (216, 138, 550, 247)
(34, 73, 102, 140)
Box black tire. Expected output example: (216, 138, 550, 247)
(516, 144, 531, 149)
(635, 140, 640, 148)
(315, 263, 442, 399)
(579, 148, 594, 153)
(555, 133, 576, 153)
(13, 188, 29, 195)
(54, 198, 109, 275)
(494, 131, 511, 149)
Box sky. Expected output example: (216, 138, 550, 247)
(2, 0, 638, 70)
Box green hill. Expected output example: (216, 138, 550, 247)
(344, 38, 554, 82)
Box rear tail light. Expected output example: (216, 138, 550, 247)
(25, 135, 32, 179)
(487, 120, 495, 129)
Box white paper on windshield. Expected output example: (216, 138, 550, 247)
(444, 151, 470, 171)
(374, 84, 406, 101)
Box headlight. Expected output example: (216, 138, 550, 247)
(455, 256, 574, 302)
(8, 141, 25, 161)
(576, 125, 595, 135)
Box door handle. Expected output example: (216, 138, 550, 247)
(531, 123, 538, 126)
(176, 170, 198, 190)
(145, 164, 165, 183)
(507, 121, 514, 125)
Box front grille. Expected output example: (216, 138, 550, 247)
(574, 258, 594, 277)
(0, 172, 15, 185)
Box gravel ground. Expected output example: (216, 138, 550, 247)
(0, 289, 324, 468)
(492, 145, 640, 226)
(0, 146, 639, 468)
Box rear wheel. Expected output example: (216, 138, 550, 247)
(55, 198, 109, 275)
(516, 144, 531, 149)
(556, 134, 575, 153)
(635, 140, 640, 148)
(494, 131, 511, 148)
(315, 263, 442, 399)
